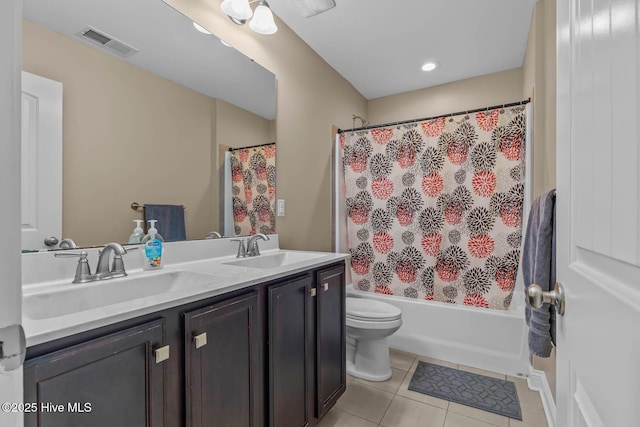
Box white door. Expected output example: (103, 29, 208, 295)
(21, 71, 63, 250)
(0, 0, 25, 425)
(556, 0, 640, 425)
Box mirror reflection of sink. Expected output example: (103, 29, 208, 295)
(223, 251, 326, 269)
(23, 270, 216, 320)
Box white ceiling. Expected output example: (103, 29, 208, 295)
(22, 0, 277, 120)
(23, 0, 537, 119)
(269, 0, 538, 100)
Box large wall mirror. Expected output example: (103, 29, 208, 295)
(22, 0, 276, 248)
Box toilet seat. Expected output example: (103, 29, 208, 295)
(346, 297, 402, 321)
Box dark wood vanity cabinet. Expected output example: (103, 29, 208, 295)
(24, 261, 346, 427)
(267, 264, 347, 427)
(184, 291, 262, 427)
(24, 319, 166, 427)
(268, 275, 314, 427)
(315, 265, 346, 419)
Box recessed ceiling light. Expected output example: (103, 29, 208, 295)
(192, 22, 211, 35)
(220, 40, 232, 48)
(421, 62, 438, 72)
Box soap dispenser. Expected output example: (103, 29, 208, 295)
(128, 220, 145, 244)
(141, 220, 164, 270)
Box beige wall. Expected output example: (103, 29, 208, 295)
(523, 0, 558, 401)
(166, 0, 368, 252)
(368, 68, 524, 125)
(216, 99, 275, 150)
(23, 19, 272, 246)
(523, 0, 557, 199)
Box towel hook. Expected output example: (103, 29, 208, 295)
(527, 282, 565, 316)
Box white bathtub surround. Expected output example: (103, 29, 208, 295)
(21, 235, 349, 346)
(347, 284, 529, 377)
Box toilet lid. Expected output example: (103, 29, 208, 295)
(346, 297, 402, 321)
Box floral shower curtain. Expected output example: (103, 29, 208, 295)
(231, 143, 276, 235)
(342, 105, 526, 310)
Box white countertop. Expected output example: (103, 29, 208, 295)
(22, 236, 349, 347)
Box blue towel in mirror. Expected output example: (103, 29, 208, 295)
(144, 204, 186, 242)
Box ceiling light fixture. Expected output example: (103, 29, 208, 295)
(192, 22, 212, 35)
(221, 0, 278, 35)
(421, 62, 439, 72)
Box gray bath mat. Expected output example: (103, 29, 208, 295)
(408, 361, 522, 420)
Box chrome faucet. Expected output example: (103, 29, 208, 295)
(59, 238, 78, 249)
(95, 242, 128, 279)
(246, 234, 269, 257)
(230, 238, 247, 258)
(55, 242, 129, 283)
(205, 231, 222, 239)
(54, 250, 92, 283)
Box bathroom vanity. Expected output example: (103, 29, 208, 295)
(21, 238, 346, 427)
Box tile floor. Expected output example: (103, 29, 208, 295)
(318, 349, 549, 427)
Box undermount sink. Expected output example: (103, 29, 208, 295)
(223, 251, 326, 269)
(23, 270, 217, 320)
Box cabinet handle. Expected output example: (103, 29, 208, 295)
(194, 332, 208, 349)
(154, 345, 170, 363)
(322, 283, 329, 292)
(309, 288, 317, 297)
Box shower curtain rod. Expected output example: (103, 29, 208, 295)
(229, 142, 276, 152)
(337, 98, 531, 134)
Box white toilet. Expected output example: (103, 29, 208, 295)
(345, 297, 403, 381)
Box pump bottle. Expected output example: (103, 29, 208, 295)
(141, 220, 164, 270)
(128, 220, 145, 244)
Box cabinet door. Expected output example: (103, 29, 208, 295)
(268, 275, 313, 427)
(315, 265, 346, 419)
(24, 319, 166, 427)
(185, 291, 262, 427)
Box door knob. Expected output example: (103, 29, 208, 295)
(0, 324, 26, 372)
(44, 236, 59, 247)
(527, 282, 565, 316)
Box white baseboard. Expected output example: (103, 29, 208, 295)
(527, 368, 556, 427)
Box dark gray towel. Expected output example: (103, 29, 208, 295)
(522, 189, 556, 357)
(144, 204, 186, 242)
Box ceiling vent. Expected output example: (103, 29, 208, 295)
(288, 0, 336, 17)
(75, 26, 139, 58)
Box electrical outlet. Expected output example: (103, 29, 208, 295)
(277, 199, 285, 217)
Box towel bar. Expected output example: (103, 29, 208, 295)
(131, 202, 186, 212)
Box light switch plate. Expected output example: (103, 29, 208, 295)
(277, 199, 285, 217)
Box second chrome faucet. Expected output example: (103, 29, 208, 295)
(231, 233, 270, 258)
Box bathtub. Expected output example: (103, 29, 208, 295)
(346, 284, 529, 377)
